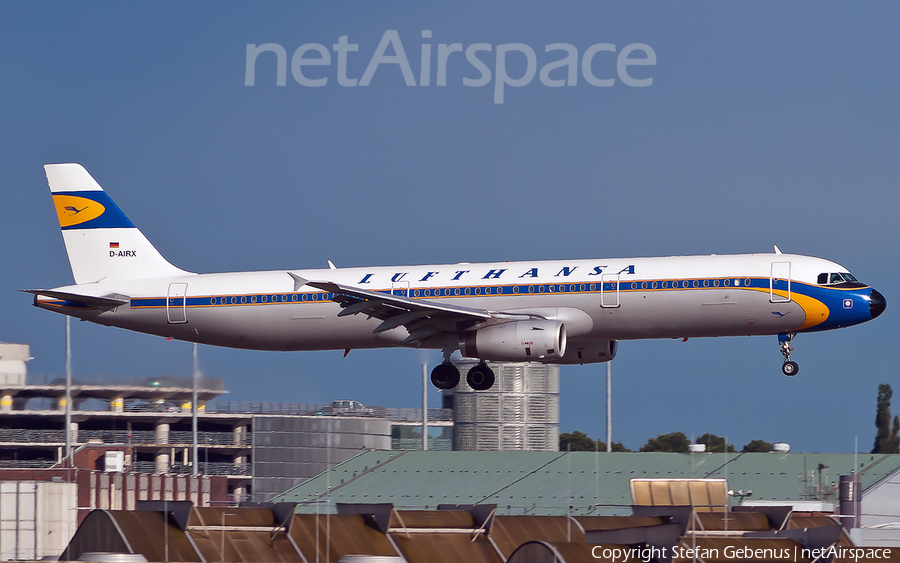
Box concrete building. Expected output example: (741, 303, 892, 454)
(0, 365, 452, 502)
(0, 343, 30, 387)
(446, 360, 559, 451)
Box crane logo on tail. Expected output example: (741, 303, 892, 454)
(52, 195, 106, 228)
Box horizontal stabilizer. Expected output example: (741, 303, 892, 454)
(22, 289, 128, 310)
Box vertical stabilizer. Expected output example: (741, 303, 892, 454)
(45, 163, 192, 284)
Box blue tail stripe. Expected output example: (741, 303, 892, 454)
(57, 191, 135, 230)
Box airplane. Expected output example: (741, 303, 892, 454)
(27, 163, 886, 390)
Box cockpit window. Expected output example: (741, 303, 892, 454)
(818, 272, 859, 285)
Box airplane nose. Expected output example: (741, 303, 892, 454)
(870, 289, 887, 319)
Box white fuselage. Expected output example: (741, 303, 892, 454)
(36, 252, 878, 357)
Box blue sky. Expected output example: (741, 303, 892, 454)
(1, 2, 897, 453)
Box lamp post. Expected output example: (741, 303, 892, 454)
(605, 361, 612, 452)
(192, 343, 199, 476)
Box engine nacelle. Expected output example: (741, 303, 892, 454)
(459, 320, 567, 362)
(556, 340, 618, 364)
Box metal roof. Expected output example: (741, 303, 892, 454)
(272, 451, 900, 515)
(63, 502, 900, 562)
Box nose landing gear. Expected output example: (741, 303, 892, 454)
(779, 333, 799, 376)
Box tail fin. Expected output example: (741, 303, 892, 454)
(45, 163, 192, 284)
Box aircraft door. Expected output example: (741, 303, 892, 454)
(770, 262, 791, 303)
(392, 280, 410, 298)
(600, 274, 620, 308)
(167, 282, 188, 323)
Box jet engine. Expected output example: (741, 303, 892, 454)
(459, 320, 567, 362)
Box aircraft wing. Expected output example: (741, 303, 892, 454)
(299, 277, 499, 345)
(23, 289, 129, 310)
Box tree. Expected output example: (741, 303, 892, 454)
(559, 431, 631, 452)
(608, 441, 630, 452)
(872, 383, 900, 454)
(697, 433, 735, 453)
(742, 439, 774, 452)
(640, 432, 690, 453)
(560, 431, 596, 451)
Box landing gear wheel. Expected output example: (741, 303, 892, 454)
(466, 361, 495, 391)
(431, 362, 460, 390)
(778, 333, 799, 377)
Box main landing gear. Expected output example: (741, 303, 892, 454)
(430, 360, 496, 391)
(430, 362, 460, 390)
(466, 361, 495, 391)
(779, 333, 799, 376)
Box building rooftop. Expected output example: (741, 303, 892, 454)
(62, 500, 900, 562)
(272, 450, 900, 515)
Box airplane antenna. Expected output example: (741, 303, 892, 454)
(773, 245, 783, 255)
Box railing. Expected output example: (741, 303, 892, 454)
(0, 460, 57, 469)
(0, 429, 66, 443)
(392, 438, 453, 451)
(385, 408, 453, 422)
(168, 431, 250, 445)
(25, 373, 224, 390)
(0, 428, 250, 446)
(132, 461, 251, 476)
(208, 402, 453, 422)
